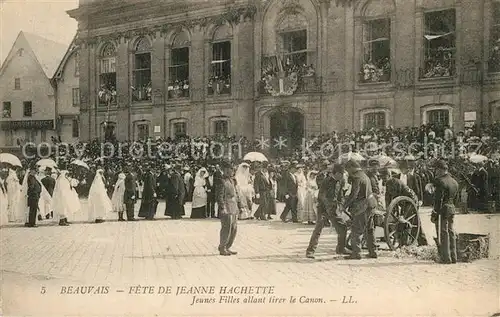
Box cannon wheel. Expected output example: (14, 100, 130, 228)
(384, 196, 421, 251)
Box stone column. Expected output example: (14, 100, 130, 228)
(79, 42, 91, 141)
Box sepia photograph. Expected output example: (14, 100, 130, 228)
(0, 0, 499, 316)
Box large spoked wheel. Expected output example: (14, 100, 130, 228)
(384, 196, 420, 251)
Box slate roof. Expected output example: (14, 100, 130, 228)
(21, 31, 68, 78)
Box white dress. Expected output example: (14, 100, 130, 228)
(52, 171, 80, 221)
(111, 174, 126, 212)
(88, 171, 112, 221)
(6, 170, 20, 223)
(295, 170, 307, 222)
(192, 169, 208, 209)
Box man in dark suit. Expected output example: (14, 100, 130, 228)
(342, 160, 377, 259)
(124, 166, 138, 221)
(138, 164, 157, 220)
(206, 166, 216, 218)
(432, 160, 459, 264)
(306, 164, 348, 258)
(279, 163, 298, 223)
(216, 161, 240, 256)
(400, 161, 423, 205)
(26, 169, 41, 227)
(165, 164, 185, 219)
(253, 162, 274, 220)
(471, 162, 489, 211)
(41, 167, 56, 219)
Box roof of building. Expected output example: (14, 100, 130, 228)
(22, 32, 68, 78)
(52, 35, 78, 82)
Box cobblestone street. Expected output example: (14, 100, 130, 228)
(1, 202, 499, 316)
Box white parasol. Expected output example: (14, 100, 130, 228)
(70, 159, 90, 169)
(0, 153, 22, 167)
(371, 154, 397, 168)
(243, 152, 268, 162)
(36, 158, 57, 169)
(469, 154, 488, 164)
(339, 152, 366, 163)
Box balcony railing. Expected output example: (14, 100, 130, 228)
(207, 76, 231, 95)
(358, 60, 391, 83)
(2, 109, 11, 118)
(98, 85, 117, 106)
(132, 85, 152, 102)
(168, 80, 190, 99)
(419, 58, 456, 79)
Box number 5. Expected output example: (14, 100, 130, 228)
(40, 286, 46, 294)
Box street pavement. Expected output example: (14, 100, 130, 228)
(1, 201, 499, 316)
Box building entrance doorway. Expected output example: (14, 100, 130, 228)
(269, 110, 304, 157)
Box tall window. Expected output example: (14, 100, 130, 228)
(169, 32, 190, 99)
(72, 88, 80, 106)
(5, 130, 13, 146)
(132, 37, 152, 102)
(361, 19, 391, 83)
(281, 30, 308, 68)
(23, 101, 32, 117)
(209, 25, 232, 95)
(427, 109, 450, 127)
(137, 123, 149, 141)
(214, 120, 229, 136)
(422, 9, 456, 78)
(2, 101, 11, 118)
(14, 78, 20, 90)
(74, 52, 80, 77)
(173, 122, 187, 138)
(489, 3, 500, 73)
(363, 112, 386, 130)
(99, 43, 117, 105)
(72, 119, 79, 138)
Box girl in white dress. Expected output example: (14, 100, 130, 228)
(52, 170, 80, 226)
(294, 165, 307, 222)
(88, 169, 112, 223)
(111, 173, 126, 220)
(6, 169, 20, 223)
(235, 163, 253, 220)
(303, 171, 319, 224)
(191, 168, 208, 219)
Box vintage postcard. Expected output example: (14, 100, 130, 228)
(0, 0, 499, 316)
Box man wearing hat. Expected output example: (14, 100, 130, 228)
(216, 160, 240, 256)
(342, 160, 377, 259)
(280, 162, 299, 223)
(123, 165, 138, 221)
(253, 161, 273, 220)
(26, 168, 42, 227)
(432, 160, 459, 264)
(306, 164, 348, 258)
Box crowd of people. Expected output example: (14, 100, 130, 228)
(1, 121, 499, 262)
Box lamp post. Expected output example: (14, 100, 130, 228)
(98, 85, 115, 142)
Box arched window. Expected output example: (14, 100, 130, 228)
(421, 9, 456, 78)
(361, 109, 388, 130)
(277, 13, 309, 67)
(422, 104, 453, 128)
(210, 116, 230, 136)
(168, 31, 190, 99)
(208, 25, 232, 95)
(170, 118, 188, 139)
(132, 37, 152, 102)
(99, 42, 117, 105)
(359, 0, 393, 83)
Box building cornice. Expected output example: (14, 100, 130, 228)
(74, 3, 257, 46)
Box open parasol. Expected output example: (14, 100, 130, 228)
(70, 159, 90, 169)
(338, 152, 365, 163)
(469, 154, 488, 164)
(0, 153, 22, 167)
(370, 154, 397, 168)
(36, 158, 57, 169)
(243, 152, 268, 162)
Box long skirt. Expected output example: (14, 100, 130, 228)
(303, 190, 317, 223)
(238, 186, 253, 220)
(190, 206, 207, 219)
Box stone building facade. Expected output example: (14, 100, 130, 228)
(68, 0, 500, 145)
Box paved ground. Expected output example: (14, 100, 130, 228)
(1, 202, 499, 317)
